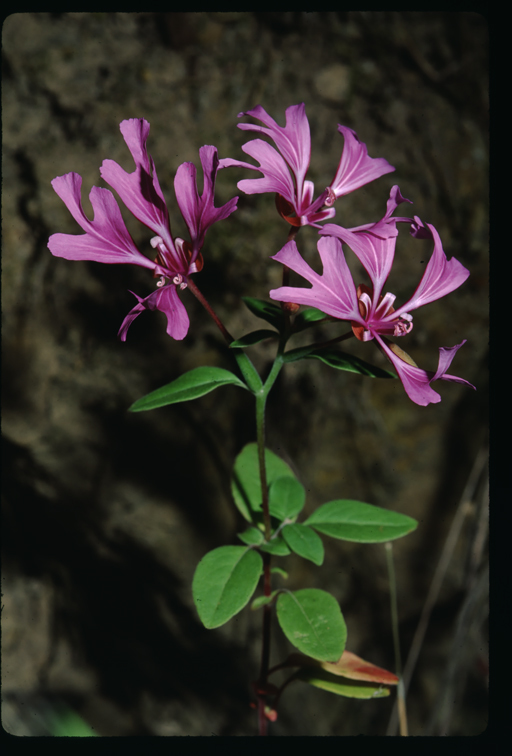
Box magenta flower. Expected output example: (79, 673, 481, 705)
(48, 119, 237, 341)
(269, 221, 475, 406)
(219, 104, 395, 228)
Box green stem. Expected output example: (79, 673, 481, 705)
(385, 542, 408, 736)
(254, 353, 285, 736)
(187, 275, 286, 736)
(187, 277, 262, 393)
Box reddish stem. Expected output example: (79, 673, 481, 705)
(186, 277, 233, 344)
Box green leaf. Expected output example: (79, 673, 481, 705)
(242, 297, 285, 331)
(260, 536, 291, 556)
(129, 367, 248, 412)
(230, 329, 279, 348)
(251, 591, 279, 610)
(237, 526, 265, 546)
(292, 307, 330, 333)
(48, 707, 98, 737)
(283, 346, 396, 378)
(192, 546, 263, 629)
(271, 567, 289, 580)
(282, 523, 324, 566)
(231, 443, 297, 522)
(276, 588, 347, 662)
(268, 476, 306, 521)
(296, 668, 390, 699)
(305, 500, 418, 543)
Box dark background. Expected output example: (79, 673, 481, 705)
(2, 12, 488, 736)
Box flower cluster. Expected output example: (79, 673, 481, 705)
(48, 105, 474, 406)
(220, 103, 474, 406)
(48, 119, 238, 341)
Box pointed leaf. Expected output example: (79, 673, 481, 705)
(129, 367, 248, 411)
(230, 329, 279, 348)
(231, 443, 296, 522)
(284, 651, 399, 685)
(292, 307, 330, 333)
(282, 524, 324, 566)
(305, 500, 418, 543)
(192, 546, 263, 629)
(283, 346, 396, 378)
(268, 476, 306, 521)
(296, 668, 390, 699)
(307, 348, 397, 378)
(242, 297, 285, 331)
(276, 588, 347, 662)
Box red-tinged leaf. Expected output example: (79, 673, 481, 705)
(284, 650, 399, 685)
(296, 668, 391, 699)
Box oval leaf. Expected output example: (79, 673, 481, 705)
(276, 589, 347, 662)
(282, 523, 324, 566)
(231, 443, 297, 522)
(305, 500, 418, 543)
(268, 476, 306, 521)
(192, 546, 263, 629)
(297, 668, 390, 699)
(285, 651, 399, 685)
(129, 367, 247, 412)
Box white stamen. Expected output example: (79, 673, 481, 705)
(150, 236, 163, 249)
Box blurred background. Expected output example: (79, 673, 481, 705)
(2, 12, 488, 736)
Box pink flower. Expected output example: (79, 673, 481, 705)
(48, 119, 237, 341)
(269, 221, 475, 406)
(219, 104, 394, 227)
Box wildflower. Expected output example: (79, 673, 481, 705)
(219, 104, 394, 227)
(269, 222, 475, 406)
(48, 119, 237, 340)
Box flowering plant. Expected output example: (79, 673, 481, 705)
(48, 104, 474, 735)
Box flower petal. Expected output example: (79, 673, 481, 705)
(118, 284, 189, 341)
(100, 118, 175, 254)
(237, 104, 311, 196)
(48, 173, 154, 268)
(328, 125, 395, 199)
(320, 224, 396, 305)
(269, 237, 360, 321)
(392, 223, 470, 318)
(375, 336, 475, 406)
(174, 145, 238, 258)
(231, 139, 297, 204)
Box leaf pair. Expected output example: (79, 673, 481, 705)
(193, 550, 348, 664)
